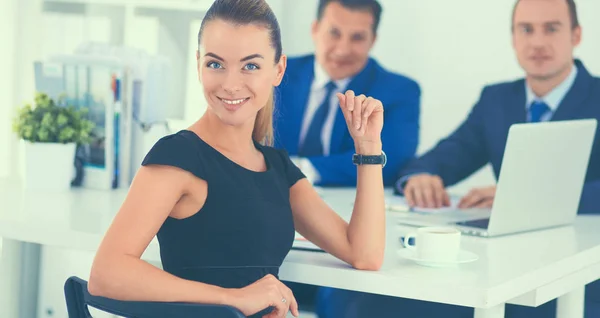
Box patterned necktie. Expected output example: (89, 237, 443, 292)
(299, 81, 337, 156)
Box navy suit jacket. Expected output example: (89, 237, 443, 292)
(397, 60, 600, 214)
(274, 54, 420, 186)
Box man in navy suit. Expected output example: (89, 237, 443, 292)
(274, 0, 420, 187)
(276, 0, 420, 312)
(320, 0, 600, 317)
(397, 0, 599, 216)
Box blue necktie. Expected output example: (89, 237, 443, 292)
(299, 81, 337, 157)
(529, 101, 551, 123)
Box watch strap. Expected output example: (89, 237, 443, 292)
(352, 151, 387, 167)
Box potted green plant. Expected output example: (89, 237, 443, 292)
(12, 92, 94, 190)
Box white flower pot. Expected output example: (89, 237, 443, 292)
(20, 141, 77, 191)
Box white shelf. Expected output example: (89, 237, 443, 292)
(41, 0, 212, 119)
(43, 0, 214, 13)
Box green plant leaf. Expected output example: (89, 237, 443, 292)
(13, 92, 95, 144)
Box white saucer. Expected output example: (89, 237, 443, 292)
(397, 249, 479, 267)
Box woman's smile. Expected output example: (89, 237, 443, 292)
(218, 96, 250, 111)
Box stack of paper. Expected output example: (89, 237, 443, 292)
(293, 233, 323, 252)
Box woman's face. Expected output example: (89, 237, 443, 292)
(197, 19, 286, 128)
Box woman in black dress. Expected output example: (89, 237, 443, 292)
(88, 0, 386, 317)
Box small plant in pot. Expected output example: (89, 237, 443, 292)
(12, 92, 94, 190)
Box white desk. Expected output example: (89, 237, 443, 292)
(1, 180, 599, 318)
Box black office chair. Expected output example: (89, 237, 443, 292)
(64, 276, 246, 318)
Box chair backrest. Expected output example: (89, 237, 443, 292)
(64, 276, 246, 318)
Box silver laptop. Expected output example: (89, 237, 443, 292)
(396, 119, 597, 237)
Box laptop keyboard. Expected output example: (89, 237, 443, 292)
(455, 218, 490, 229)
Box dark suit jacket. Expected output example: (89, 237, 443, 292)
(274, 54, 420, 186)
(397, 59, 600, 214)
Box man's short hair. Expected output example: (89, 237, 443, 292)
(512, 0, 580, 30)
(317, 0, 383, 34)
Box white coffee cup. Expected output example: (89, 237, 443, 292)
(403, 227, 461, 262)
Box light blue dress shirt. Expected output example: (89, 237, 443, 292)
(525, 64, 578, 122)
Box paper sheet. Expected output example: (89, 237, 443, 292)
(293, 233, 323, 251)
(386, 196, 461, 214)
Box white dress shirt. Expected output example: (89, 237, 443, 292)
(298, 62, 351, 156)
(294, 62, 351, 184)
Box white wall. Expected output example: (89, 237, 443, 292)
(279, 0, 600, 191)
(4, 0, 45, 181)
(0, 0, 17, 178)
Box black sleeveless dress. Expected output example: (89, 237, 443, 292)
(141, 130, 305, 316)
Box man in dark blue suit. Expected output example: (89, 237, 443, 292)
(320, 0, 600, 317)
(275, 0, 420, 312)
(397, 0, 599, 219)
(274, 0, 420, 187)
